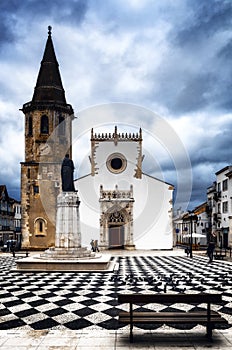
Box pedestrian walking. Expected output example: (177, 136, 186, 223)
(94, 240, 99, 252)
(207, 241, 215, 263)
(90, 239, 95, 252)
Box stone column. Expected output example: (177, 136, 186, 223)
(55, 192, 81, 248)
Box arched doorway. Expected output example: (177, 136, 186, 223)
(108, 211, 125, 248)
(99, 185, 135, 250)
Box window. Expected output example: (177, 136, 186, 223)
(218, 203, 221, 213)
(28, 116, 33, 135)
(27, 168, 30, 179)
(34, 218, 47, 236)
(41, 115, 49, 134)
(33, 185, 39, 195)
(222, 179, 228, 191)
(106, 153, 127, 174)
(111, 158, 123, 170)
(108, 211, 124, 223)
(58, 114, 65, 135)
(223, 201, 228, 213)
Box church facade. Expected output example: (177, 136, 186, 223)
(20, 28, 174, 250)
(75, 127, 174, 250)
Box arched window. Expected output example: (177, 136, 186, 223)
(34, 218, 47, 236)
(108, 211, 124, 223)
(28, 116, 33, 135)
(41, 115, 49, 134)
(58, 114, 65, 135)
(33, 185, 39, 195)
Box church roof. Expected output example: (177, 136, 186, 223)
(22, 26, 73, 114)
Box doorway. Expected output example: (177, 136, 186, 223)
(109, 225, 124, 248)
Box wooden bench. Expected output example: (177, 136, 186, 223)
(118, 293, 228, 343)
(12, 250, 29, 258)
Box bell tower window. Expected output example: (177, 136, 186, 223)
(28, 116, 33, 135)
(41, 115, 49, 134)
(33, 185, 39, 195)
(58, 114, 65, 135)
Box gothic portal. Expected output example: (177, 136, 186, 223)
(99, 185, 134, 249)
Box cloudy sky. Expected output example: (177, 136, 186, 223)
(0, 0, 231, 211)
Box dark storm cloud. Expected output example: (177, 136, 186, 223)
(0, 0, 88, 46)
(172, 73, 214, 113)
(23, 0, 88, 23)
(174, 0, 232, 46)
(190, 121, 232, 167)
(0, 0, 18, 44)
(150, 0, 232, 115)
(184, 117, 232, 208)
(153, 70, 216, 114)
(218, 40, 232, 61)
(215, 39, 232, 110)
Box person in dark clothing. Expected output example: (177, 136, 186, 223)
(207, 241, 215, 263)
(90, 239, 95, 252)
(61, 154, 75, 192)
(94, 239, 99, 252)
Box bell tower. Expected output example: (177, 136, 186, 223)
(20, 26, 74, 249)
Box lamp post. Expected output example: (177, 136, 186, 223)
(189, 212, 196, 258)
(189, 214, 193, 258)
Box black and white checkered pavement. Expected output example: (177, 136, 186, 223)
(0, 254, 232, 331)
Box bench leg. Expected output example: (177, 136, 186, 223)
(129, 303, 133, 343)
(206, 324, 213, 341)
(130, 323, 133, 343)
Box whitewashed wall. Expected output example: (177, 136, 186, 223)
(75, 173, 173, 250)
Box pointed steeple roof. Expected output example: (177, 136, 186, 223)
(22, 26, 73, 115)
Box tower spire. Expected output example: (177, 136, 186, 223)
(22, 26, 73, 115)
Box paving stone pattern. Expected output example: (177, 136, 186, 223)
(0, 255, 232, 331)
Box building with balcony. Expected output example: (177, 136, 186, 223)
(207, 165, 232, 248)
(173, 203, 208, 249)
(0, 185, 21, 246)
(13, 200, 22, 246)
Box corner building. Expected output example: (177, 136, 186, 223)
(20, 27, 74, 249)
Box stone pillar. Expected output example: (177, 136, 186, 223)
(55, 192, 81, 248)
(40, 191, 93, 259)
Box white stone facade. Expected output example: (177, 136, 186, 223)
(75, 127, 174, 250)
(207, 166, 232, 247)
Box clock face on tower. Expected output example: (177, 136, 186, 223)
(106, 153, 127, 174)
(39, 143, 51, 156)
